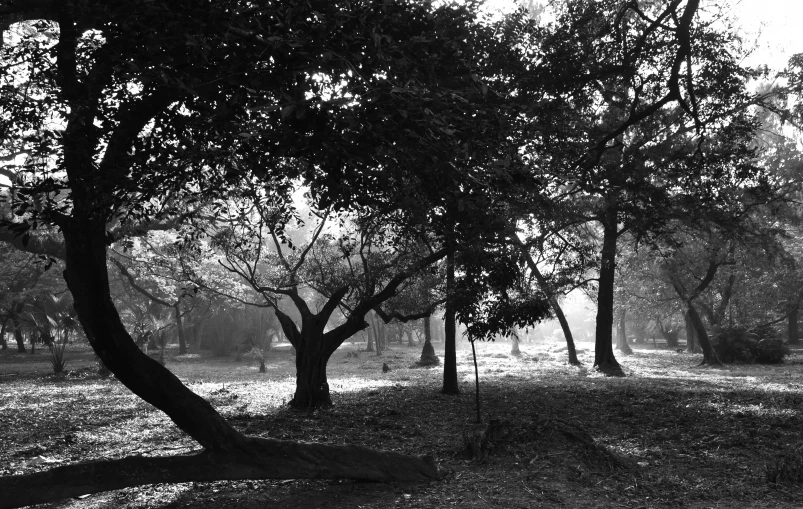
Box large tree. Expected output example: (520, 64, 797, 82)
(510, 0, 780, 373)
(209, 202, 447, 408)
(0, 0, 513, 504)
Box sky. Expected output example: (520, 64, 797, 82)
(731, 0, 803, 69)
(482, 0, 803, 70)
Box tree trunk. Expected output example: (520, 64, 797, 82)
(0, 436, 440, 509)
(686, 304, 721, 366)
(684, 309, 700, 353)
(62, 221, 244, 452)
(377, 316, 386, 353)
(593, 210, 621, 373)
(174, 303, 187, 355)
(656, 319, 679, 348)
(510, 332, 521, 356)
(0, 320, 7, 350)
(789, 305, 799, 346)
(616, 308, 632, 355)
(406, 329, 415, 347)
(12, 314, 26, 353)
(522, 254, 580, 365)
(365, 325, 375, 352)
(420, 316, 439, 365)
(372, 312, 383, 356)
(442, 251, 459, 394)
(291, 328, 332, 408)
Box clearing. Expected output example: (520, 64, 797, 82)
(2, 339, 803, 508)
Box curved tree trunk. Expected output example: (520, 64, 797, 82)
(523, 256, 580, 365)
(45, 221, 439, 509)
(442, 251, 459, 394)
(0, 435, 440, 509)
(593, 210, 621, 373)
(686, 304, 721, 366)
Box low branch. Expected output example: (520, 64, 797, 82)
(0, 435, 442, 509)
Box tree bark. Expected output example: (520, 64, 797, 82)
(12, 312, 26, 353)
(420, 316, 439, 365)
(174, 303, 187, 355)
(684, 309, 700, 353)
(0, 436, 440, 509)
(615, 308, 632, 354)
(686, 303, 721, 365)
(510, 331, 521, 356)
(517, 245, 580, 365)
(789, 305, 799, 346)
(593, 209, 621, 373)
(442, 251, 459, 394)
(0, 319, 7, 350)
(365, 325, 375, 352)
(62, 221, 243, 451)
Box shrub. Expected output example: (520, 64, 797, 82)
(712, 326, 788, 364)
(48, 340, 67, 374)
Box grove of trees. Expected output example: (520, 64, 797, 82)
(1, 0, 802, 507)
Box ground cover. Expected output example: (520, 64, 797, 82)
(2, 339, 803, 508)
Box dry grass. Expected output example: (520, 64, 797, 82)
(2, 338, 803, 508)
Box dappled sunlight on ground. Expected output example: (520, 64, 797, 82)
(3, 338, 803, 507)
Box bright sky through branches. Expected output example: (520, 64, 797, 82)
(482, 0, 803, 70)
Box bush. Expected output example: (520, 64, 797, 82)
(712, 326, 788, 364)
(48, 340, 67, 374)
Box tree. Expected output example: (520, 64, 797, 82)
(0, 0, 509, 503)
(209, 202, 448, 408)
(510, 0, 780, 373)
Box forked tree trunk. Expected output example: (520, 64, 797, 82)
(21, 220, 439, 509)
(686, 304, 721, 366)
(290, 326, 332, 408)
(442, 251, 459, 394)
(593, 210, 621, 374)
(789, 305, 799, 346)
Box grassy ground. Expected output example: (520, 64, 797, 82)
(2, 338, 803, 508)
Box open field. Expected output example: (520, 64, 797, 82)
(3, 339, 803, 508)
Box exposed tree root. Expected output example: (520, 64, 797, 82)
(0, 436, 441, 509)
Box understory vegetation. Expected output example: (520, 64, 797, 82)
(3, 340, 803, 509)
